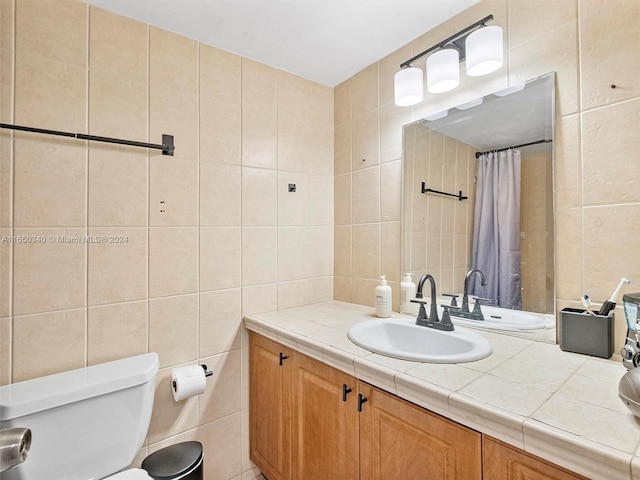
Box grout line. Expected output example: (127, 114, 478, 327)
(196, 41, 201, 363)
(239, 58, 245, 315)
(146, 22, 151, 354)
(8, 0, 16, 382)
(575, 0, 583, 114)
(84, 2, 90, 366)
(275, 64, 280, 310)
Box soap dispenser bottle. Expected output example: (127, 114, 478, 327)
(375, 276, 392, 318)
(400, 273, 417, 314)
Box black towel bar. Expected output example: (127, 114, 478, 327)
(0, 123, 175, 156)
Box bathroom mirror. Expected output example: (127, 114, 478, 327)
(401, 72, 556, 342)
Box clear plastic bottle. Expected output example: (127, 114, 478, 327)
(375, 275, 392, 318)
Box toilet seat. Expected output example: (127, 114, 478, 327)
(104, 468, 153, 480)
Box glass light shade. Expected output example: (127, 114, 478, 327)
(465, 25, 503, 76)
(493, 84, 525, 97)
(425, 110, 449, 121)
(394, 67, 424, 106)
(455, 97, 483, 110)
(426, 49, 460, 93)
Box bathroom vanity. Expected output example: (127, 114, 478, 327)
(245, 301, 640, 480)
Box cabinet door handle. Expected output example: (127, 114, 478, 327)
(279, 352, 289, 366)
(358, 394, 368, 412)
(342, 384, 353, 401)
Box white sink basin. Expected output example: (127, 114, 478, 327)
(347, 317, 492, 363)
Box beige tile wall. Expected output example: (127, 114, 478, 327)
(334, 0, 640, 352)
(0, 1, 333, 479)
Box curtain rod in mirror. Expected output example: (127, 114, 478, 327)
(474, 139, 552, 158)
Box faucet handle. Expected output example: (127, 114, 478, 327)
(410, 299, 427, 305)
(472, 297, 491, 317)
(442, 303, 461, 312)
(438, 306, 456, 331)
(442, 293, 459, 307)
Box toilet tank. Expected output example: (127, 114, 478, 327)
(0, 353, 159, 480)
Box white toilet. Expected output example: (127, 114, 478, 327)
(0, 352, 159, 480)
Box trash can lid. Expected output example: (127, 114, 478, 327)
(142, 441, 203, 480)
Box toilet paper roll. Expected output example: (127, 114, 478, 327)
(171, 365, 206, 402)
(0, 427, 32, 472)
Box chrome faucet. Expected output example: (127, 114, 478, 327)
(448, 269, 489, 321)
(411, 274, 454, 331)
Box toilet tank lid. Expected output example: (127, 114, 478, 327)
(0, 353, 159, 421)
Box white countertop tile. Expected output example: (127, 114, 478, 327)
(478, 330, 535, 357)
(306, 326, 370, 357)
(457, 373, 553, 417)
(395, 372, 451, 418)
(321, 344, 357, 376)
(458, 352, 509, 372)
(353, 357, 399, 395)
(559, 358, 629, 413)
(524, 419, 633, 480)
(405, 362, 483, 391)
(360, 352, 417, 372)
(449, 393, 526, 449)
(488, 356, 574, 392)
(510, 341, 588, 373)
(531, 392, 640, 454)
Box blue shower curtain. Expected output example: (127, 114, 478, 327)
(469, 149, 522, 309)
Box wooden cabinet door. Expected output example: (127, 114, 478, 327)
(291, 352, 359, 480)
(249, 332, 292, 480)
(359, 382, 482, 480)
(483, 436, 588, 480)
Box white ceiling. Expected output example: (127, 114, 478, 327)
(86, 0, 479, 87)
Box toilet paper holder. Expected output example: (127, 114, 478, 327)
(171, 365, 212, 394)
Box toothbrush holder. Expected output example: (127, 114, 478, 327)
(559, 308, 614, 359)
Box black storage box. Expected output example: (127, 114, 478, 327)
(559, 307, 614, 358)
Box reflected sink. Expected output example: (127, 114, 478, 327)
(347, 317, 492, 363)
(433, 298, 552, 331)
(450, 304, 551, 331)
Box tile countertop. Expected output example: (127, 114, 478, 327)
(244, 301, 640, 480)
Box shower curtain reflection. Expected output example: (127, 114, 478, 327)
(469, 149, 522, 309)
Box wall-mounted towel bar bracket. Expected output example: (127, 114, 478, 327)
(421, 182, 467, 201)
(0, 123, 175, 156)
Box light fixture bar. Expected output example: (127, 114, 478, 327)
(399, 14, 493, 68)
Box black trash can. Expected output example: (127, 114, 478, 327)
(142, 441, 203, 480)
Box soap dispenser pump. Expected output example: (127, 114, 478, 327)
(375, 275, 392, 318)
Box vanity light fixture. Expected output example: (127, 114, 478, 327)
(394, 14, 503, 107)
